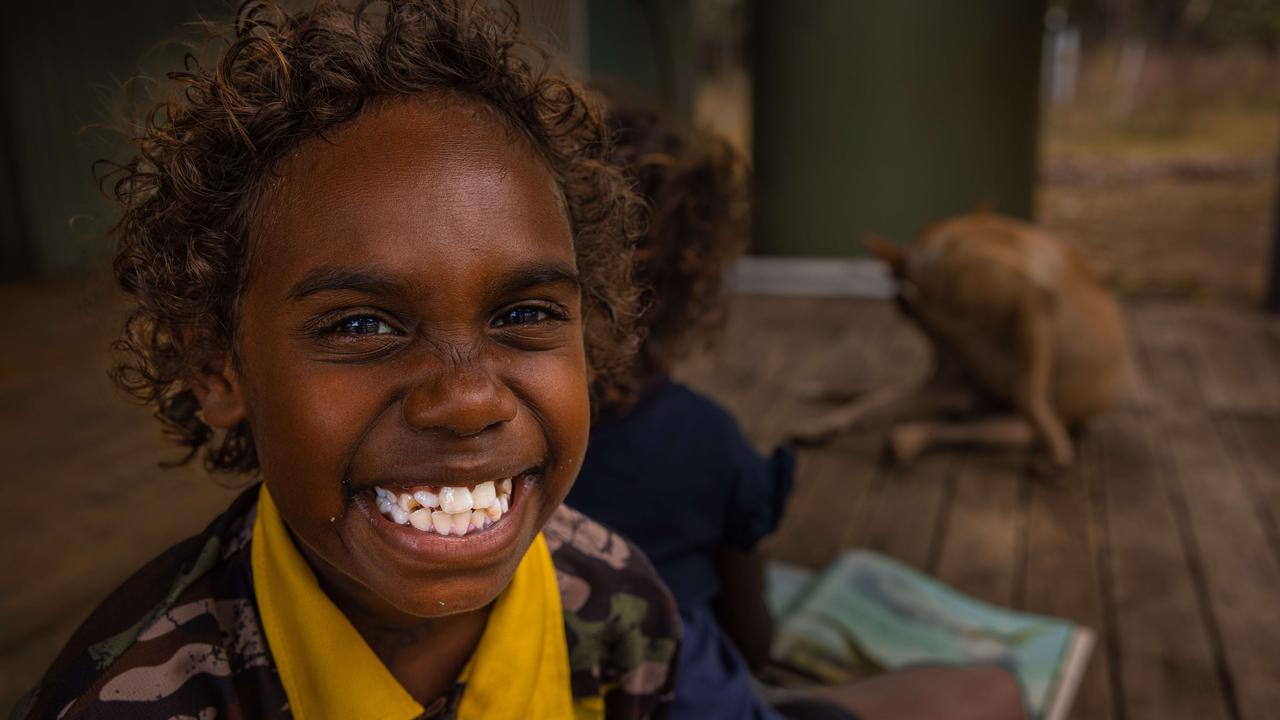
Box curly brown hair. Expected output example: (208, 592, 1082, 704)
(604, 103, 750, 404)
(105, 0, 641, 473)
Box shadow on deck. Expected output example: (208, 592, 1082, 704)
(678, 295, 1280, 720)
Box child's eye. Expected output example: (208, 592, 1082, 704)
(493, 306, 552, 327)
(331, 315, 396, 336)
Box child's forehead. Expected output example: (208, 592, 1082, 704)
(267, 96, 540, 200)
(244, 96, 573, 292)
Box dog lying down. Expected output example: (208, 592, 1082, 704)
(790, 211, 1128, 469)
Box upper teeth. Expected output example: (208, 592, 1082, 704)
(439, 486, 473, 513)
(374, 479, 516, 536)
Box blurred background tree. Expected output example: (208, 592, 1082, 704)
(1064, 0, 1280, 47)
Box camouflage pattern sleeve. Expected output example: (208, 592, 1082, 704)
(13, 487, 291, 720)
(546, 504, 683, 719)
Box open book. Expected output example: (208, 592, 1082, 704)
(767, 551, 1094, 720)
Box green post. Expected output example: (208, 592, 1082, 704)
(752, 1, 1046, 256)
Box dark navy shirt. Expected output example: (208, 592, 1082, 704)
(567, 379, 796, 609)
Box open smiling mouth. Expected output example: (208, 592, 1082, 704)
(372, 471, 530, 538)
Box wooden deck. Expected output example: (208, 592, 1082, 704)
(678, 295, 1280, 720)
(3, 279, 1280, 719)
(0, 274, 246, 710)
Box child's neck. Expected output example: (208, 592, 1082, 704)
(353, 604, 490, 705)
(303, 547, 491, 705)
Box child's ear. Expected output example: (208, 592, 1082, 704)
(190, 357, 246, 428)
(861, 232, 906, 278)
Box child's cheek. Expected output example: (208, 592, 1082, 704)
(505, 342, 589, 473)
(248, 364, 379, 512)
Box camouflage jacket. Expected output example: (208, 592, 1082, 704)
(15, 486, 681, 719)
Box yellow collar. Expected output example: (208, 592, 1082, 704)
(251, 484, 575, 720)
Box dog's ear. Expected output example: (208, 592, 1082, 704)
(862, 232, 906, 278)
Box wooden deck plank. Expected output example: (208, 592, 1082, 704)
(1095, 406, 1231, 720)
(1021, 431, 1116, 720)
(1223, 415, 1280, 571)
(931, 451, 1024, 607)
(1159, 408, 1280, 720)
(744, 297, 940, 572)
(853, 453, 956, 572)
(761, 442, 882, 568)
(1186, 310, 1280, 414)
(1128, 304, 1207, 409)
(1136, 338, 1280, 720)
(0, 282, 244, 707)
(1130, 303, 1280, 413)
(680, 296, 911, 449)
(0, 423, 239, 647)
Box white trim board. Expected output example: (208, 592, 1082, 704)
(731, 256, 895, 298)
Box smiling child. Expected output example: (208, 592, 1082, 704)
(17, 2, 680, 718)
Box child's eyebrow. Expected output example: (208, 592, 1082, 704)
(286, 267, 406, 301)
(284, 262, 580, 303)
(494, 261, 581, 296)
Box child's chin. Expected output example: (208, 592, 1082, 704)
(382, 565, 523, 619)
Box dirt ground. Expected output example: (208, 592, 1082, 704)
(1039, 155, 1275, 306)
(1039, 96, 1278, 307)
(1035, 47, 1277, 307)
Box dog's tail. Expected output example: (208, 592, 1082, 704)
(860, 231, 905, 278)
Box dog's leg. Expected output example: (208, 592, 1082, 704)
(790, 369, 975, 446)
(1012, 292, 1075, 467)
(889, 416, 1036, 464)
(790, 378, 923, 445)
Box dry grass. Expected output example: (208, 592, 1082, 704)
(1038, 45, 1279, 307)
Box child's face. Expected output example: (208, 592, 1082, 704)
(214, 97, 590, 619)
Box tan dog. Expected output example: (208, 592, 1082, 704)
(792, 211, 1128, 468)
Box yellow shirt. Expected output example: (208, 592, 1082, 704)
(251, 485, 582, 719)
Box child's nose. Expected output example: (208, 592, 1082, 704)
(401, 358, 518, 437)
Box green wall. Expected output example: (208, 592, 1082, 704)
(752, 1, 1046, 256)
(0, 1, 231, 280)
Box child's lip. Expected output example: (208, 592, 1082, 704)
(352, 460, 542, 494)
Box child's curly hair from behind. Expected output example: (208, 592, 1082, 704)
(603, 103, 750, 409)
(105, 0, 642, 474)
